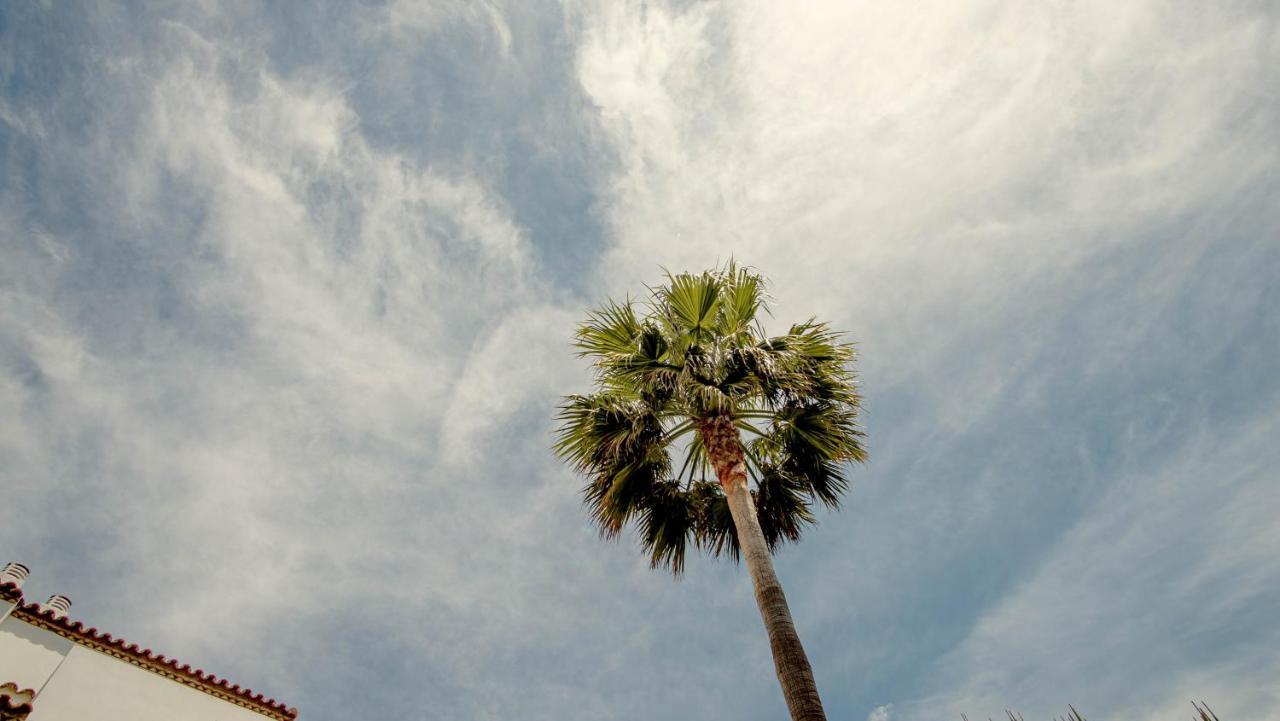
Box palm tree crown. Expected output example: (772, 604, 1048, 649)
(555, 264, 867, 573)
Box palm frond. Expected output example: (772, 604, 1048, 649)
(659, 270, 722, 339)
(690, 481, 739, 561)
(753, 401, 865, 508)
(553, 394, 660, 473)
(575, 299, 640, 359)
(715, 260, 768, 339)
(555, 393, 670, 538)
(637, 481, 696, 573)
(583, 459, 663, 539)
(753, 465, 816, 549)
(672, 436, 703, 485)
(554, 263, 868, 572)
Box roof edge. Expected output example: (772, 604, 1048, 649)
(0, 582, 296, 720)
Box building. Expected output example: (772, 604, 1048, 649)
(0, 563, 296, 720)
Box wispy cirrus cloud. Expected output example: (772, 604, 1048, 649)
(2, 2, 1277, 720)
(1, 4, 575, 711)
(573, 1, 1280, 719)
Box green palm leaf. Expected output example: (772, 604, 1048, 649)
(575, 299, 641, 360)
(554, 262, 867, 573)
(658, 270, 722, 339)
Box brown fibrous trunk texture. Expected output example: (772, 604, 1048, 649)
(699, 414, 827, 721)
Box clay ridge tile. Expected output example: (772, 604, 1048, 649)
(1, 582, 297, 719)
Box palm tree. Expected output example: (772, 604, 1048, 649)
(554, 263, 867, 721)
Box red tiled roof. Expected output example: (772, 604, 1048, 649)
(1, 582, 297, 720)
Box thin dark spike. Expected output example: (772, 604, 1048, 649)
(1191, 700, 1221, 721)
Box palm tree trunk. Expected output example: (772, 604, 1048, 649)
(700, 414, 827, 721)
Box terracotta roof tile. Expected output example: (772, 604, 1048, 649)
(1, 582, 297, 719)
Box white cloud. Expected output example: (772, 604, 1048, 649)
(869, 702, 894, 721)
(895, 413, 1280, 720)
(573, 0, 1276, 389)
(379, 0, 514, 56)
(571, 0, 1280, 717)
(2, 2, 1276, 719)
(1, 12, 566, 696)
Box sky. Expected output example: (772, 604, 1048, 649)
(1, 2, 1277, 720)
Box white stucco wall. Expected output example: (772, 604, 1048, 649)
(0, 615, 73, 692)
(27, 643, 274, 721)
(0, 610, 284, 720)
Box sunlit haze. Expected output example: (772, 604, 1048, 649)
(2, 3, 1277, 719)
